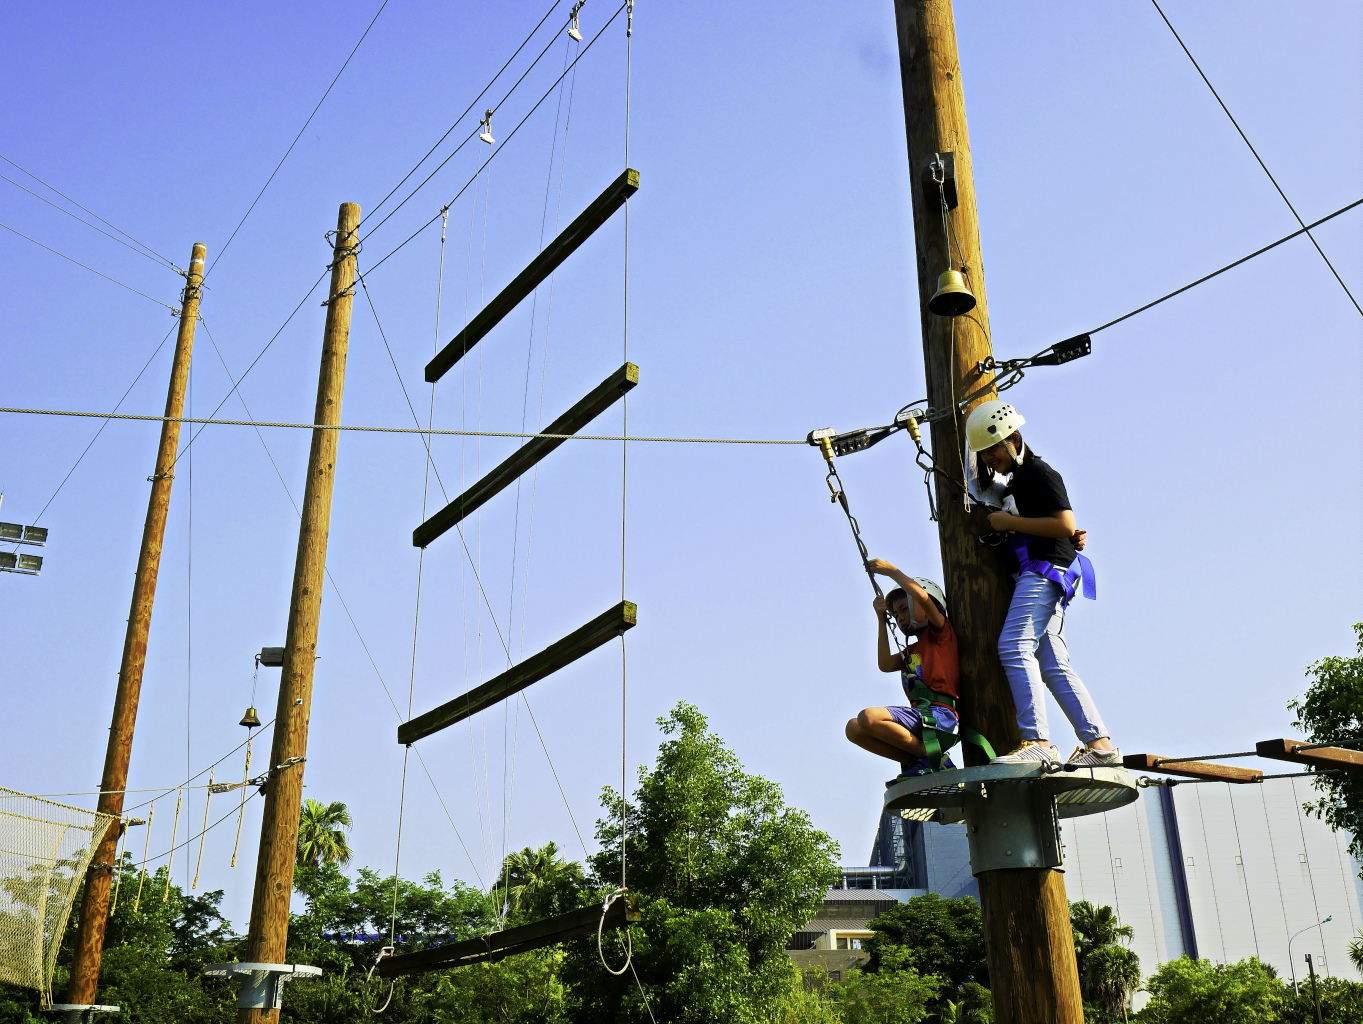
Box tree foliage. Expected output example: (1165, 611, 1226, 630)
(1134, 956, 1282, 1024)
(296, 799, 354, 868)
(832, 946, 938, 1023)
(494, 841, 586, 923)
(864, 893, 987, 990)
(563, 701, 840, 1023)
(1288, 623, 1363, 861)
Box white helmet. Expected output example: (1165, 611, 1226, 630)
(966, 400, 1025, 452)
(886, 577, 947, 616)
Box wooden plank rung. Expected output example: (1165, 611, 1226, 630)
(1256, 738, 1363, 774)
(413, 363, 637, 549)
(1121, 754, 1263, 784)
(376, 895, 640, 977)
(398, 601, 636, 745)
(425, 168, 640, 383)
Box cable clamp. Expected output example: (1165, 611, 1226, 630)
(147, 472, 174, 483)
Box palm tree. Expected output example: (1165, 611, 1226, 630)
(1086, 944, 1141, 1021)
(1071, 901, 1134, 979)
(1350, 930, 1363, 974)
(295, 799, 353, 867)
(495, 841, 582, 917)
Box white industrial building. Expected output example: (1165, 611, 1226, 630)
(844, 775, 1363, 995)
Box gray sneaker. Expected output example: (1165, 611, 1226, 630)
(991, 741, 1062, 765)
(1067, 746, 1122, 767)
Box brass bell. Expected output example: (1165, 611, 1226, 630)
(239, 706, 262, 729)
(928, 269, 977, 317)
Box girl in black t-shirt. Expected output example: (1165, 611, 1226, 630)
(966, 400, 1119, 768)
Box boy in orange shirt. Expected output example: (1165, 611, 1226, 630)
(845, 558, 963, 781)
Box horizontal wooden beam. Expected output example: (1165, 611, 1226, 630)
(398, 601, 636, 744)
(1122, 754, 1263, 784)
(425, 168, 640, 383)
(377, 895, 640, 977)
(1256, 738, 1363, 774)
(413, 363, 637, 549)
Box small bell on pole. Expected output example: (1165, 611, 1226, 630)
(239, 706, 261, 729)
(928, 269, 976, 317)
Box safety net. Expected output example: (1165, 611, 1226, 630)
(0, 787, 114, 1001)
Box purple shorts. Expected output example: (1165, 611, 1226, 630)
(887, 704, 960, 738)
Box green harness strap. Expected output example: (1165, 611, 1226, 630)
(907, 682, 997, 770)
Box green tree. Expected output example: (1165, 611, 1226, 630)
(494, 842, 586, 923)
(1350, 931, 1363, 974)
(831, 947, 938, 1024)
(864, 893, 988, 995)
(1086, 944, 1140, 1021)
(1134, 956, 1284, 1024)
(563, 702, 840, 1023)
(296, 799, 354, 868)
(1288, 624, 1363, 862)
(1070, 901, 1134, 985)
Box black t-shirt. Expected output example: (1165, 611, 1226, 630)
(1005, 456, 1075, 569)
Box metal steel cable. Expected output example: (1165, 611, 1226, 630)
(0, 153, 180, 270)
(359, 1, 629, 279)
(1088, 197, 1362, 336)
(359, 3, 572, 242)
(1149, 0, 1361, 317)
(5, 323, 177, 542)
(0, 406, 805, 443)
(0, 221, 178, 311)
(197, 316, 487, 887)
(0, 173, 183, 274)
(206, 0, 391, 278)
(360, 0, 565, 230)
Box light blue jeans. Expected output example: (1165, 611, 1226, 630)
(998, 572, 1108, 744)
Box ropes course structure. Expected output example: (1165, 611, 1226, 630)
(0, 790, 116, 1006)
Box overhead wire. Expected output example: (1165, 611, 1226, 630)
(0, 153, 180, 270)
(0, 221, 178, 312)
(0, 172, 184, 274)
(196, 316, 487, 886)
(4, 322, 176, 543)
(359, 1, 630, 280)
(0, 406, 806, 443)
(1149, 0, 1361, 317)
(358, 0, 571, 241)
(206, 0, 391, 278)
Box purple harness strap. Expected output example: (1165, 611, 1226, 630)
(1007, 533, 1096, 607)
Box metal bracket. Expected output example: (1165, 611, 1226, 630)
(964, 779, 1065, 874)
(203, 962, 322, 1010)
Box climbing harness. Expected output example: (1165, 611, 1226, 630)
(1005, 531, 1096, 607)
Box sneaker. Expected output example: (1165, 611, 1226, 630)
(991, 741, 1062, 765)
(886, 754, 957, 787)
(1067, 746, 1123, 768)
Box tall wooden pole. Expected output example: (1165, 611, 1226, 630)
(66, 243, 207, 1006)
(890, 4, 1084, 1022)
(236, 202, 359, 1024)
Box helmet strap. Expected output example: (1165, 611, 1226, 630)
(1005, 439, 1025, 467)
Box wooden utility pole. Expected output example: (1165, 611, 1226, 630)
(236, 203, 359, 1024)
(66, 243, 206, 1007)
(890, 4, 1084, 1022)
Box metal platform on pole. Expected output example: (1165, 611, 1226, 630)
(885, 762, 1138, 875)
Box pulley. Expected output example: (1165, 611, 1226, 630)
(239, 706, 261, 729)
(928, 269, 976, 317)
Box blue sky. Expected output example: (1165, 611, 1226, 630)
(2, 0, 1360, 930)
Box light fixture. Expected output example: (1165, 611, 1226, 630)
(478, 109, 495, 145)
(567, 1, 585, 41)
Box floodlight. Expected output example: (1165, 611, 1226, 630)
(16, 554, 41, 574)
(0, 523, 21, 542)
(21, 526, 47, 546)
